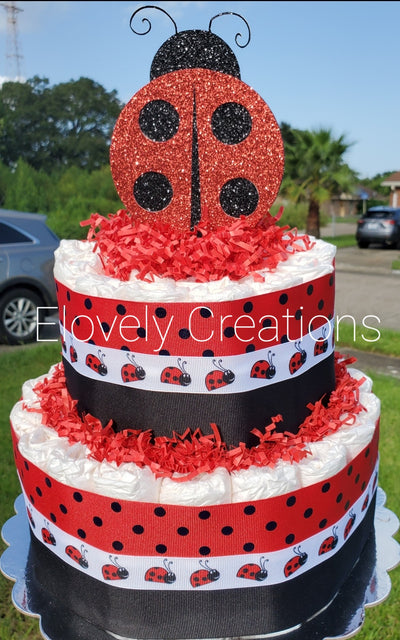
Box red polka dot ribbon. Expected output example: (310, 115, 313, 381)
(55, 270, 334, 357)
(13, 420, 378, 591)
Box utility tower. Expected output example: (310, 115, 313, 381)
(0, 1, 23, 79)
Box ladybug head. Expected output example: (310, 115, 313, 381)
(130, 7, 250, 80)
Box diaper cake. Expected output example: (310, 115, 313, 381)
(7, 7, 382, 638)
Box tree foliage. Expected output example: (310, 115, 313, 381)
(280, 125, 358, 237)
(0, 77, 122, 172)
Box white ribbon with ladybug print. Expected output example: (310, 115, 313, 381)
(61, 319, 334, 395)
(22, 456, 377, 592)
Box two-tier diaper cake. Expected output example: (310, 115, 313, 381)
(3, 7, 391, 639)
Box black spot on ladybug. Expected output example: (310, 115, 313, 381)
(139, 100, 180, 142)
(161, 358, 191, 386)
(41, 523, 56, 546)
(344, 511, 356, 540)
(211, 102, 252, 145)
(284, 546, 308, 577)
(190, 560, 220, 588)
(102, 556, 129, 581)
(237, 557, 268, 581)
(66, 544, 89, 569)
(145, 559, 176, 584)
(205, 359, 235, 390)
(121, 353, 146, 383)
(319, 526, 339, 555)
(289, 341, 307, 374)
(220, 177, 258, 218)
(250, 351, 276, 379)
(116, 304, 126, 315)
(134, 171, 173, 212)
(86, 350, 107, 376)
(314, 326, 328, 356)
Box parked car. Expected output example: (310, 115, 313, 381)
(0, 209, 59, 344)
(355, 206, 400, 249)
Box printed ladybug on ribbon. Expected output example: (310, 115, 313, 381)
(86, 350, 108, 376)
(250, 351, 276, 380)
(190, 560, 220, 588)
(102, 555, 129, 581)
(205, 359, 235, 390)
(161, 358, 191, 386)
(121, 353, 146, 383)
(65, 544, 89, 569)
(237, 556, 268, 582)
(145, 559, 176, 584)
(110, 6, 284, 232)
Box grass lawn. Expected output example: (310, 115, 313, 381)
(0, 341, 399, 639)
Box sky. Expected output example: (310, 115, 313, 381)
(0, 0, 399, 180)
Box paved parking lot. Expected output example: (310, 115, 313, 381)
(334, 245, 400, 332)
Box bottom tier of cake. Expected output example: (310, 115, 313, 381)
(9, 358, 380, 638)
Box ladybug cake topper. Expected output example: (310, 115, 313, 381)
(110, 5, 284, 231)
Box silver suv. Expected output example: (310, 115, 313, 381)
(0, 209, 59, 344)
(355, 206, 400, 249)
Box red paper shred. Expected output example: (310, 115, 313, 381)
(80, 208, 313, 283)
(24, 353, 369, 482)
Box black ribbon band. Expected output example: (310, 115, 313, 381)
(63, 353, 335, 445)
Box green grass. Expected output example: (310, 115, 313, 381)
(392, 259, 400, 271)
(0, 342, 399, 639)
(336, 323, 400, 358)
(323, 234, 357, 248)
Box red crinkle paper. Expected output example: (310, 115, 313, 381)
(80, 208, 313, 283)
(24, 354, 366, 481)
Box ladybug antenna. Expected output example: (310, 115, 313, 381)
(177, 358, 188, 373)
(127, 353, 138, 366)
(260, 556, 269, 570)
(130, 6, 178, 37)
(295, 341, 303, 353)
(109, 555, 123, 568)
(164, 558, 173, 572)
(98, 349, 106, 364)
(81, 544, 87, 558)
(212, 359, 228, 372)
(199, 560, 211, 570)
(267, 351, 275, 366)
(208, 12, 251, 48)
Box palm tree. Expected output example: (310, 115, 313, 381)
(281, 127, 358, 237)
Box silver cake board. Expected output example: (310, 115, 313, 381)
(1, 488, 399, 640)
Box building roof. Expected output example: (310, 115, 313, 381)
(382, 171, 400, 186)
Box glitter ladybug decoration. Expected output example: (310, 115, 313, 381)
(289, 341, 307, 375)
(102, 555, 129, 581)
(110, 7, 284, 232)
(237, 556, 268, 581)
(86, 350, 108, 376)
(65, 544, 89, 569)
(314, 327, 328, 356)
(250, 352, 276, 379)
(161, 358, 191, 386)
(41, 521, 56, 546)
(284, 546, 308, 577)
(121, 353, 146, 383)
(190, 560, 220, 588)
(344, 511, 356, 540)
(318, 526, 339, 555)
(145, 559, 176, 584)
(205, 359, 235, 390)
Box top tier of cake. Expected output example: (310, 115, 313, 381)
(54, 233, 336, 447)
